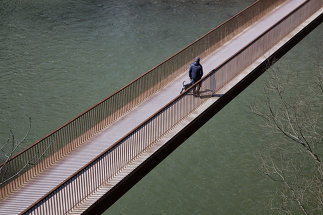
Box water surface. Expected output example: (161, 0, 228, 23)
(0, 0, 321, 214)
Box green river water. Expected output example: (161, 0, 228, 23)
(0, 0, 322, 214)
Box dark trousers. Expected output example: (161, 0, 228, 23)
(191, 78, 201, 95)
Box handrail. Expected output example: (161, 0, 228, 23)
(0, 0, 288, 199)
(22, 0, 322, 213)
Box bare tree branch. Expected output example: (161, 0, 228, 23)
(0, 140, 53, 186)
(0, 117, 53, 186)
(0, 117, 32, 177)
(250, 61, 322, 214)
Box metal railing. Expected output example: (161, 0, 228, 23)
(0, 0, 288, 199)
(22, 0, 322, 213)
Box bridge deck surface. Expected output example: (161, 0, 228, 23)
(0, 0, 306, 213)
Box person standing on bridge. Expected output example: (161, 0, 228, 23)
(189, 57, 203, 96)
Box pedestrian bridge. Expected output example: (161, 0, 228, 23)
(0, 0, 322, 214)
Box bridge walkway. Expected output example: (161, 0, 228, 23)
(0, 0, 316, 214)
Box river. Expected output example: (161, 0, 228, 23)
(0, 0, 321, 214)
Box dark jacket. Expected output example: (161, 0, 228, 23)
(189, 58, 203, 82)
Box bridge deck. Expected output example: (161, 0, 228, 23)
(0, 0, 308, 213)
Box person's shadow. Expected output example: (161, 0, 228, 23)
(197, 89, 224, 99)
